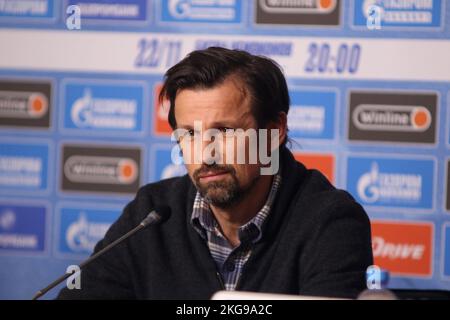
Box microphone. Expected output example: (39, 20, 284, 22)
(32, 206, 171, 300)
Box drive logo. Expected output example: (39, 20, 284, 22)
(151, 145, 186, 182)
(0, 80, 51, 128)
(62, 80, 144, 134)
(288, 88, 336, 140)
(0, 142, 49, 194)
(353, 0, 443, 29)
(0, 204, 46, 253)
(153, 83, 172, 136)
(255, 0, 340, 26)
(160, 0, 243, 24)
(371, 221, 433, 277)
(58, 205, 120, 256)
(348, 91, 437, 144)
(293, 152, 335, 184)
(61, 144, 141, 195)
(346, 155, 434, 210)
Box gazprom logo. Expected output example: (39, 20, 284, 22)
(357, 162, 422, 203)
(288, 105, 325, 133)
(347, 156, 434, 210)
(0, 209, 16, 231)
(65, 212, 109, 253)
(355, 0, 442, 28)
(353, 104, 432, 132)
(0, 91, 48, 119)
(162, 0, 242, 23)
(63, 81, 144, 134)
(0, 204, 47, 253)
(260, 0, 337, 13)
(0, 142, 49, 192)
(70, 88, 137, 130)
(64, 155, 138, 185)
(58, 206, 120, 255)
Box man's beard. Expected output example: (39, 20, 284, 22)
(193, 164, 256, 208)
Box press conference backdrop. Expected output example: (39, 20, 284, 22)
(0, 0, 450, 299)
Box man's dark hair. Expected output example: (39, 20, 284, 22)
(159, 47, 290, 146)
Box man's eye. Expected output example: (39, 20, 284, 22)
(219, 127, 235, 134)
(187, 129, 195, 136)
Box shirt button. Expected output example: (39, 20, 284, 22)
(225, 261, 235, 272)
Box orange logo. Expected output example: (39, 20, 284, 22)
(118, 159, 138, 184)
(153, 83, 172, 136)
(319, 0, 334, 10)
(371, 221, 433, 277)
(293, 152, 335, 184)
(27, 93, 48, 118)
(411, 107, 431, 131)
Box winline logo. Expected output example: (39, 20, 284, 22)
(353, 104, 431, 132)
(260, 0, 337, 13)
(64, 156, 137, 185)
(0, 91, 48, 119)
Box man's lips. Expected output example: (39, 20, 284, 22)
(198, 170, 229, 179)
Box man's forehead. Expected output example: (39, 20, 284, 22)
(176, 76, 248, 101)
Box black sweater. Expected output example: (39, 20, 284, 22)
(57, 148, 373, 300)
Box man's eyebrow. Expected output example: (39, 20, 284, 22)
(176, 121, 243, 130)
(208, 120, 243, 128)
(175, 124, 194, 130)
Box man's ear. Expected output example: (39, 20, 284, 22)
(266, 112, 287, 149)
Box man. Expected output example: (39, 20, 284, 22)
(58, 47, 373, 300)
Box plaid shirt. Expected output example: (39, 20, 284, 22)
(190, 173, 281, 291)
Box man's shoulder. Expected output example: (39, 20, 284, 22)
(291, 167, 367, 222)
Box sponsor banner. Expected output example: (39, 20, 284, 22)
(352, 0, 443, 29)
(65, 0, 149, 23)
(293, 152, 335, 184)
(348, 90, 437, 145)
(153, 83, 172, 136)
(159, 0, 243, 24)
(288, 87, 337, 140)
(61, 79, 144, 135)
(346, 154, 435, 211)
(3, 30, 450, 82)
(56, 204, 121, 256)
(371, 220, 433, 277)
(255, 0, 340, 26)
(0, 0, 56, 20)
(0, 142, 50, 194)
(150, 145, 186, 182)
(0, 203, 47, 253)
(60, 144, 141, 195)
(0, 79, 52, 129)
(443, 224, 450, 278)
